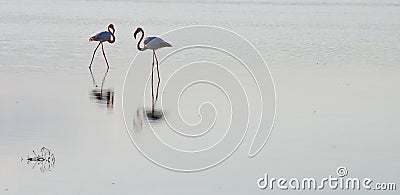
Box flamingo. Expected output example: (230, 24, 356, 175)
(88, 24, 116, 69)
(133, 27, 172, 113)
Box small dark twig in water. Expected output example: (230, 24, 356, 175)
(21, 147, 55, 173)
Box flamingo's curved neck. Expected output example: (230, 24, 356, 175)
(136, 28, 146, 51)
(108, 27, 115, 43)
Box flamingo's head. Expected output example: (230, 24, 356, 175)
(133, 27, 144, 39)
(108, 24, 115, 33)
(88, 37, 94, 42)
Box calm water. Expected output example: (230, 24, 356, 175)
(1, 0, 399, 194)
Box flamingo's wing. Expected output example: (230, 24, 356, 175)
(145, 37, 172, 50)
(144, 37, 156, 45)
(90, 31, 111, 42)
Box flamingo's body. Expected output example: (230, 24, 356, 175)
(89, 24, 115, 69)
(89, 31, 113, 42)
(142, 37, 172, 50)
(134, 27, 171, 113)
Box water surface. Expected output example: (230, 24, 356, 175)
(1, 0, 399, 194)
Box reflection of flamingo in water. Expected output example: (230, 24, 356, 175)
(133, 27, 172, 113)
(133, 108, 145, 131)
(88, 24, 116, 69)
(89, 69, 114, 110)
(133, 108, 164, 131)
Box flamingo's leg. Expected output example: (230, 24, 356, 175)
(89, 68, 96, 86)
(151, 51, 155, 114)
(154, 51, 160, 101)
(89, 42, 101, 69)
(101, 43, 110, 69)
(100, 68, 109, 95)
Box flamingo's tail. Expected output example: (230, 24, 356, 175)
(161, 41, 172, 47)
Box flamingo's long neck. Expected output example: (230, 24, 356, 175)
(136, 29, 147, 51)
(108, 27, 115, 43)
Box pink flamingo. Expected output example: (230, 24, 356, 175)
(133, 27, 172, 113)
(89, 24, 116, 69)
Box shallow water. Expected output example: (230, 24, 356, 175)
(1, 0, 399, 194)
